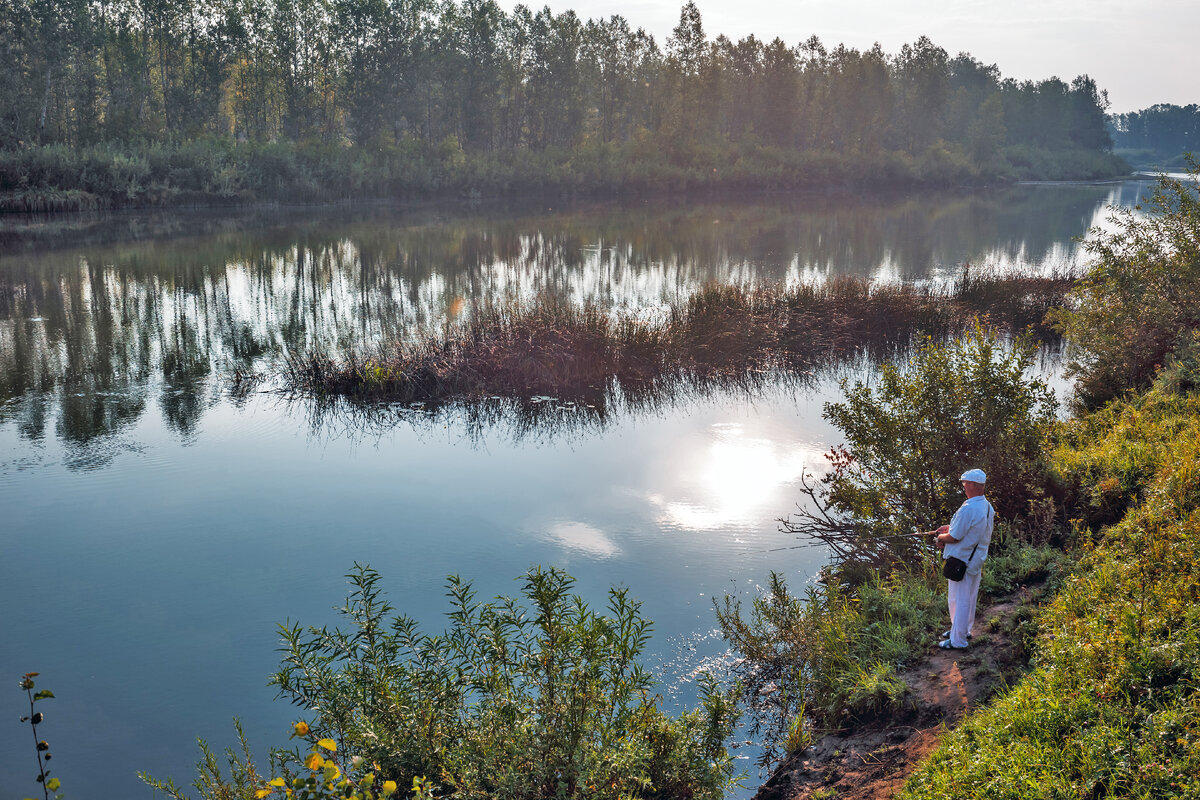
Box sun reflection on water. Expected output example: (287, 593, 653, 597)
(649, 422, 827, 532)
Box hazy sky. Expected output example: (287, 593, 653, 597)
(525, 0, 1198, 114)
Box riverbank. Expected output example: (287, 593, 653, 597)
(756, 579, 1052, 800)
(0, 139, 1128, 213)
(902, 377, 1200, 798)
(740, 164, 1200, 800)
(733, 353, 1200, 800)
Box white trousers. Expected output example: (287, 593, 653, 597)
(947, 570, 982, 648)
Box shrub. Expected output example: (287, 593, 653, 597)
(784, 327, 1059, 574)
(262, 565, 733, 800)
(1051, 386, 1200, 529)
(148, 566, 738, 800)
(715, 571, 943, 767)
(1053, 158, 1200, 407)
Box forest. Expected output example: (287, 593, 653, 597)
(1109, 103, 1200, 169)
(1, 0, 1125, 207)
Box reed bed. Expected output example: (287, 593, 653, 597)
(0, 187, 107, 212)
(283, 270, 1074, 404)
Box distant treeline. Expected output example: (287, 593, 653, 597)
(1108, 103, 1200, 169)
(1, 0, 1124, 208)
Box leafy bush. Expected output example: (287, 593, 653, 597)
(1052, 386, 1200, 529)
(784, 327, 1059, 575)
(716, 571, 943, 767)
(221, 565, 732, 800)
(1054, 159, 1200, 407)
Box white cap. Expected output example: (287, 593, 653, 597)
(960, 468, 987, 483)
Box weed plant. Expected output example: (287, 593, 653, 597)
(17, 672, 62, 800)
(716, 571, 939, 767)
(144, 720, 413, 800)
(151, 565, 738, 800)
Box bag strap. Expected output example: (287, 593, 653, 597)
(966, 502, 993, 564)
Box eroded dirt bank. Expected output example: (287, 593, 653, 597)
(754, 585, 1040, 800)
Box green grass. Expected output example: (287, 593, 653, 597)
(715, 536, 1063, 768)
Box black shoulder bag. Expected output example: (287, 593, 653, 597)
(942, 544, 977, 582)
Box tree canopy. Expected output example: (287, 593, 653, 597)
(1, 0, 1113, 169)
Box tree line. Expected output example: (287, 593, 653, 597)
(1109, 104, 1200, 169)
(0, 0, 1123, 205)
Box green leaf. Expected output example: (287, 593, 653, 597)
(33, 690, 55, 701)
(46, 778, 61, 791)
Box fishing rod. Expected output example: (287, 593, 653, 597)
(748, 529, 937, 556)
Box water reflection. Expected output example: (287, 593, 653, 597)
(292, 368, 815, 451)
(544, 521, 622, 559)
(0, 182, 1151, 453)
(649, 422, 821, 532)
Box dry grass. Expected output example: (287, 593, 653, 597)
(283, 270, 1073, 403)
(0, 188, 107, 212)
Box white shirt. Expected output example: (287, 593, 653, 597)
(944, 495, 994, 576)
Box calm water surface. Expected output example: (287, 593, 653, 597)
(0, 181, 1153, 797)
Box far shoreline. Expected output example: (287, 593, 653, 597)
(0, 139, 1131, 216)
(0, 169, 1140, 221)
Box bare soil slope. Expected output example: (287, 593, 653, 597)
(754, 586, 1037, 800)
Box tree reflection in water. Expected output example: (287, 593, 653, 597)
(292, 365, 849, 451)
(0, 182, 1143, 459)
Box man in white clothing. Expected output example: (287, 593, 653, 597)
(931, 468, 995, 650)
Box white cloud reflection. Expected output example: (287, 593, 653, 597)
(544, 520, 621, 558)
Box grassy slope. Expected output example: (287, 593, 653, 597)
(900, 384, 1200, 799)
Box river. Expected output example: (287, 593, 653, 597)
(0, 179, 1154, 797)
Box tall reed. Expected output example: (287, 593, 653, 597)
(283, 271, 1072, 404)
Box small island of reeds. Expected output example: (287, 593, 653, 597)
(283, 269, 1072, 405)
